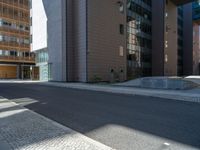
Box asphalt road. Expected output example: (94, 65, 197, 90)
(0, 83, 200, 150)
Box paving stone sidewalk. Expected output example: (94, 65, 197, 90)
(37, 82, 200, 104)
(0, 98, 114, 150)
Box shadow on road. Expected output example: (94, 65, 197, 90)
(0, 83, 200, 149)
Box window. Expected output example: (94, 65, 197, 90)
(119, 46, 124, 56)
(120, 24, 124, 35)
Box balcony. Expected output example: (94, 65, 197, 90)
(0, 13, 30, 24)
(0, 55, 35, 63)
(0, 26, 30, 37)
(0, 41, 30, 51)
(0, 0, 29, 10)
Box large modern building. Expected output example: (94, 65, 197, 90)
(0, 0, 36, 79)
(32, 0, 200, 82)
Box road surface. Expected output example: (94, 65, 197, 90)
(0, 83, 199, 150)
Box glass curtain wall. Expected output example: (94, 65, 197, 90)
(127, 0, 152, 79)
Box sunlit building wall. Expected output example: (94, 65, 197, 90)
(0, 0, 35, 79)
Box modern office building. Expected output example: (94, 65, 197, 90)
(32, 0, 127, 82)
(0, 0, 36, 79)
(32, 0, 199, 82)
(152, 0, 194, 76)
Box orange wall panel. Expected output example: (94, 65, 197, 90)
(0, 66, 17, 79)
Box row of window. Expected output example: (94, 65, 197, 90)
(141, 0, 151, 6)
(127, 18, 151, 35)
(127, 2, 152, 78)
(0, 4, 29, 21)
(0, 18, 29, 31)
(0, 34, 30, 44)
(35, 49, 48, 64)
(0, 49, 34, 57)
(0, 0, 29, 7)
(128, 1, 151, 21)
(127, 36, 152, 50)
(128, 51, 151, 63)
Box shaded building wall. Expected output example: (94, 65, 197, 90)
(71, 0, 87, 82)
(152, 0, 185, 76)
(177, 6, 184, 76)
(87, 0, 127, 82)
(164, 0, 178, 76)
(152, 0, 165, 76)
(193, 22, 200, 75)
(183, 3, 193, 75)
(66, 0, 75, 81)
(42, 0, 67, 81)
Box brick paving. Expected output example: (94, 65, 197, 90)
(0, 98, 114, 150)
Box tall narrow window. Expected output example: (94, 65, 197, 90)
(120, 24, 124, 35)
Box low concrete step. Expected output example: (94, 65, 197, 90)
(116, 77, 199, 90)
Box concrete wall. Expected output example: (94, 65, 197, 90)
(164, 0, 178, 76)
(87, 0, 127, 82)
(183, 3, 193, 75)
(42, 0, 67, 81)
(72, 0, 87, 82)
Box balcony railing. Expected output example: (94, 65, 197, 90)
(0, 14, 30, 24)
(0, 0, 29, 10)
(0, 55, 35, 63)
(0, 41, 30, 50)
(0, 26, 30, 37)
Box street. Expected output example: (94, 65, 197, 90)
(0, 83, 200, 150)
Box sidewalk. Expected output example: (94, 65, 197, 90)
(36, 82, 200, 104)
(0, 98, 114, 150)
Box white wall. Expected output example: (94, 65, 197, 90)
(31, 0, 47, 51)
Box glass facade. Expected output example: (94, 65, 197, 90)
(193, 1, 200, 21)
(35, 48, 49, 81)
(127, 0, 152, 79)
(35, 49, 48, 64)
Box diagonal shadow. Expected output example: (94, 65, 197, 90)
(0, 83, 200, 149)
